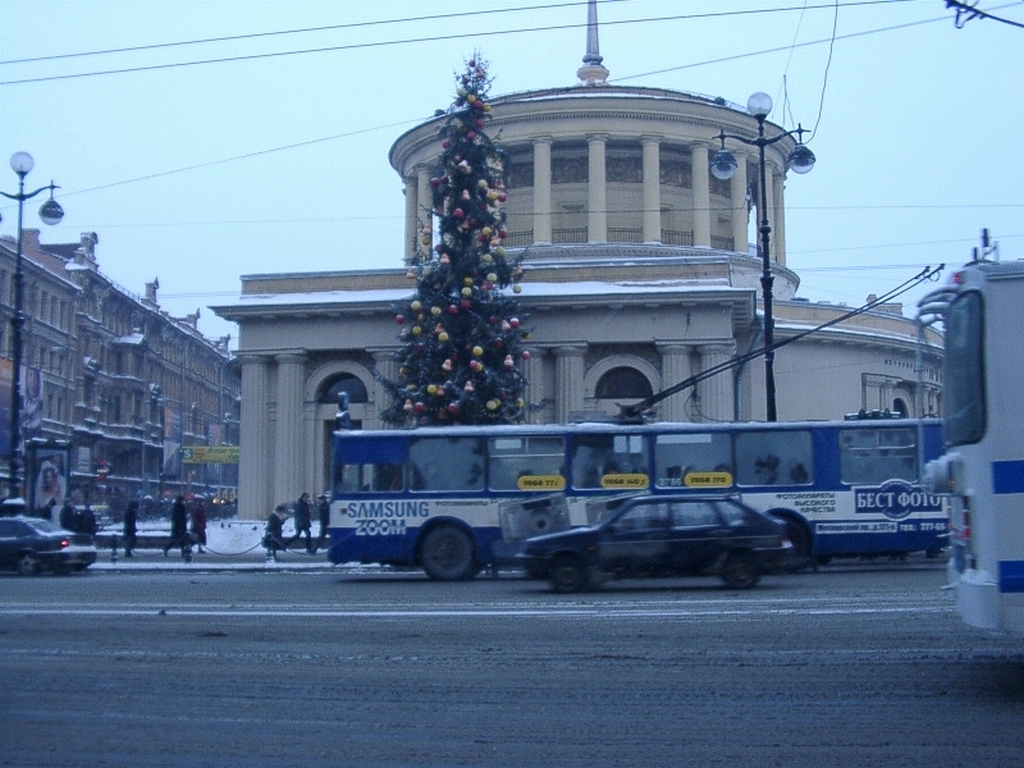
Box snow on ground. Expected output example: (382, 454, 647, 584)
(92, 518, 331, 569)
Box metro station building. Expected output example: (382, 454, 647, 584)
(214, 36, 943, 518)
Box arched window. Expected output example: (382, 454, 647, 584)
(595, 367, 653, 399)
(320, 374, 368, 405)
(892, 397, 909, 418)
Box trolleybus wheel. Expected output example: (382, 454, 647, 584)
(770, 512, 813, 573)
(420, 525, 478, 581)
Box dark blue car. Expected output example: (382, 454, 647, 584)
(0, 516, 97, 575)
(518, 495, 791, 592)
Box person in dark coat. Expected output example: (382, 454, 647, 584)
(313, 493, 330, 554)
(79, 504, 98, 537)
(59, 499, 76, 531)
(263, 504, 288, 561)
(123, 500, 139, 557)
(190, 497, 208, 554)
(288, 492, 313, 553)
(163, 495, 191, 558)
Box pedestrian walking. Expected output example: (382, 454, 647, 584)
(263, 504, 288, 561)
(313, 493, 330, 554)
(190, 496, 208, 554)
(288, 492, 313, 553)
(163, 495, 192, 559)
(123, 500, 139, 557)
(79, 503, 98, 537)
(58, 499, 75, 531)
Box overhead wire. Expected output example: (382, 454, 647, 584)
(0, 1, 926, 86)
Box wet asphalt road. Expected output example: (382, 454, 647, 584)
(1, 557, 1022, 768)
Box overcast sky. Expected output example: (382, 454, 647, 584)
(2, 0, 1021, 347)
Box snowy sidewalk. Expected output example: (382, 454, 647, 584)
(91, 518, 334, 571)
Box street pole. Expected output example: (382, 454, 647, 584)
(710, 94, 814, 422)
(0, 153, 64, 502)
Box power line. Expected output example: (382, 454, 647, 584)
(0, 1, 615, 66)
(945, 0, 1024, 29)
(0, 1, 924, 86)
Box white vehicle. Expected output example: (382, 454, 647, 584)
(920, 258, 1024, 633)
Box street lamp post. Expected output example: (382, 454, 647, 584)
(0, 152, 64, 503)
(710, 92, 815, 422)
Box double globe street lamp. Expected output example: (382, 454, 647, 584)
(0, 152, 64, 504)
(710, 92, 815, 422)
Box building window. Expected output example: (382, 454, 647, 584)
(595, 367, 653, 399)
(321, 373, 368, 405)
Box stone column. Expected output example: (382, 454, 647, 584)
(697, 343, 736, 422)
(656, 343, 692, 422)
(641, 136, 661, 243)
(691, 142, 711, 248)
(237, 354, 271, 519)
(554, 346, 586, 422)
(403, 174, 417, 262)
(587, 135, 607, 243)
(370, 349, 397, 429)
(730, 155, 749, 254)
(762, 162, 777, 264)
(533, 137, 553, 244)
(417, 166, 432, 240)
(274, 353, 306, 506)
(520, 346, 543, 423)
(772, 170, 786, 267)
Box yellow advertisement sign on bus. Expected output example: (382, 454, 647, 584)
(600, 473, 650, 490)
(684, 471, 733, 488)
(516, 474, 567, 491)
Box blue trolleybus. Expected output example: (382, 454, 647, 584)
(327, 418, 945, 579)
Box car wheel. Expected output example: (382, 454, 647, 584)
(721, 551, 760, 589)
(17, 553, 41, 576)
(420, 525, 479, 581)
(550, 554, 589, 593)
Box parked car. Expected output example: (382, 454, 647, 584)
(518, 495, 791, 592)
(0, 516, 97, 575)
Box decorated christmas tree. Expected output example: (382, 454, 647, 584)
(380, 55, 529, 427)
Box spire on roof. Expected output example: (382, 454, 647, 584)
(577, 0, 609, 86)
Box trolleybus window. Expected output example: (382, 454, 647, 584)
(653, 432, 733, 489)
(408, 436, 485, 492)
(335, 460, 404, 494)
(570, 433, 648, 490)
(839, 427, 917, 484)
(734, 429, 813, 486)
(487, 435, 566, 491)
